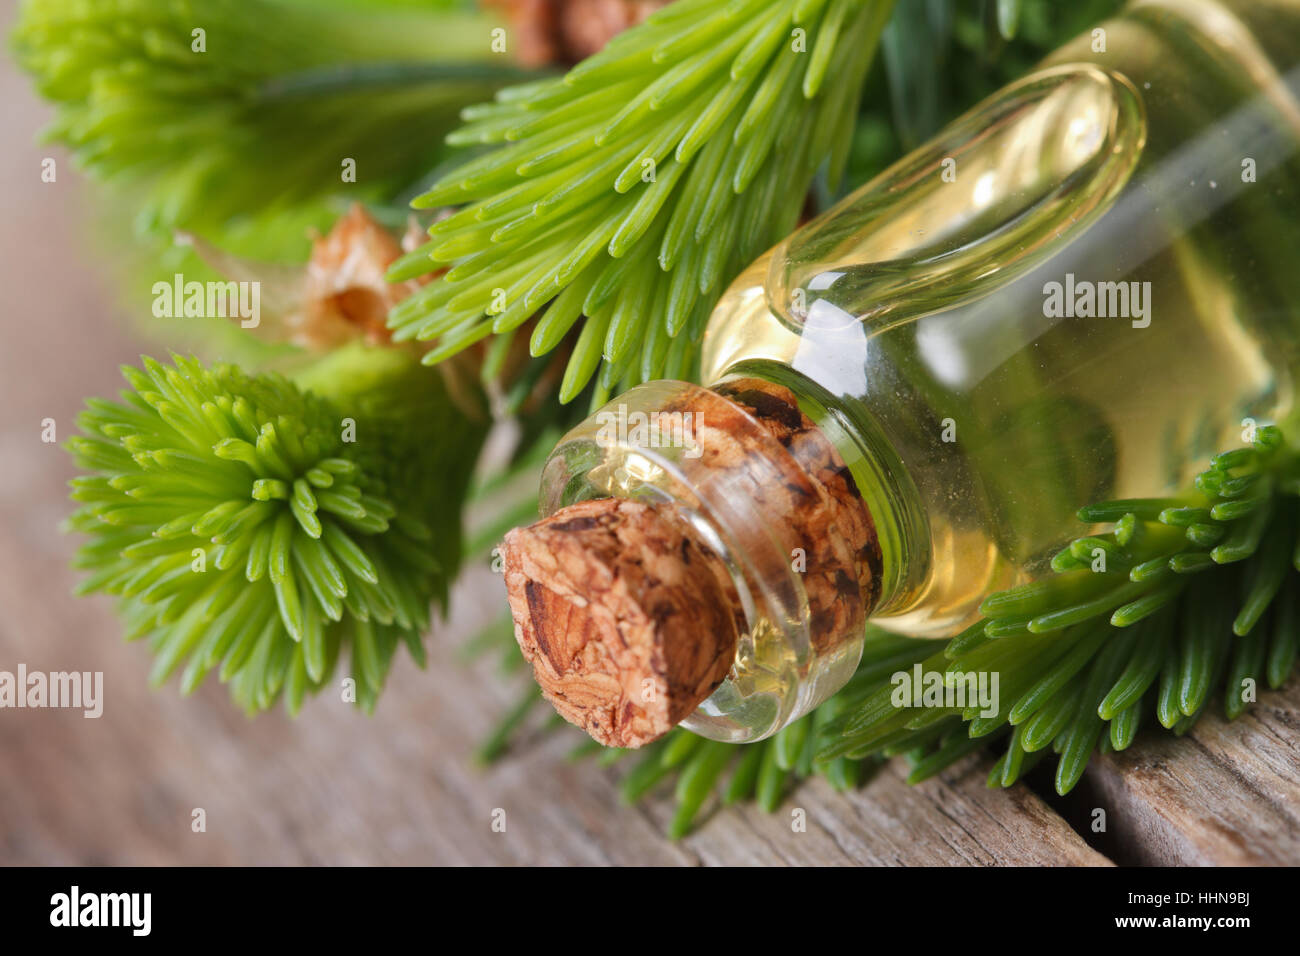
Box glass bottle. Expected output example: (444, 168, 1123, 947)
(523, 0, 1300, 743)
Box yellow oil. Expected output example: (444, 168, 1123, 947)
(702, 0, 1300, 639)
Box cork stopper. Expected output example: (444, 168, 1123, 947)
(502, 497, 744, 748)
(502, 378, 882, 748)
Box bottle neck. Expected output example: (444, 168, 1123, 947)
(537, 376, 890, 741)
(715, 360, 932, 624)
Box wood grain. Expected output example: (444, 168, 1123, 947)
(1081, 679, 1300, 866)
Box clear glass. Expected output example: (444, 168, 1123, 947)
(542, 0, 1300, 740)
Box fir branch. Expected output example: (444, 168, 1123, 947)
(12, 0, 514, 246)
(387, 0, 895, 402)
(66, 347, 486, 714)
(875, 0, 1123, 156)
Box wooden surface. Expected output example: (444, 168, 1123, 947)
(0, 2, 1295, 866)
(1083, 678, 1300, 866)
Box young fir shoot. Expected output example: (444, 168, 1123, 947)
(66, 348, 485, 715)
(387, 0, 895, 403)
(12, 0, 512, 245)
(479, 425, 1300, 838)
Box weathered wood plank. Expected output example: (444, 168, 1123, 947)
(1082, 679, 1300, 865)
(667, 755, 1111, 866)
(0, 537, 1110, 866)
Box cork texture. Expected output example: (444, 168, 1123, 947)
(713, 377, 883, 633)
(503, 497, 744, 748)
